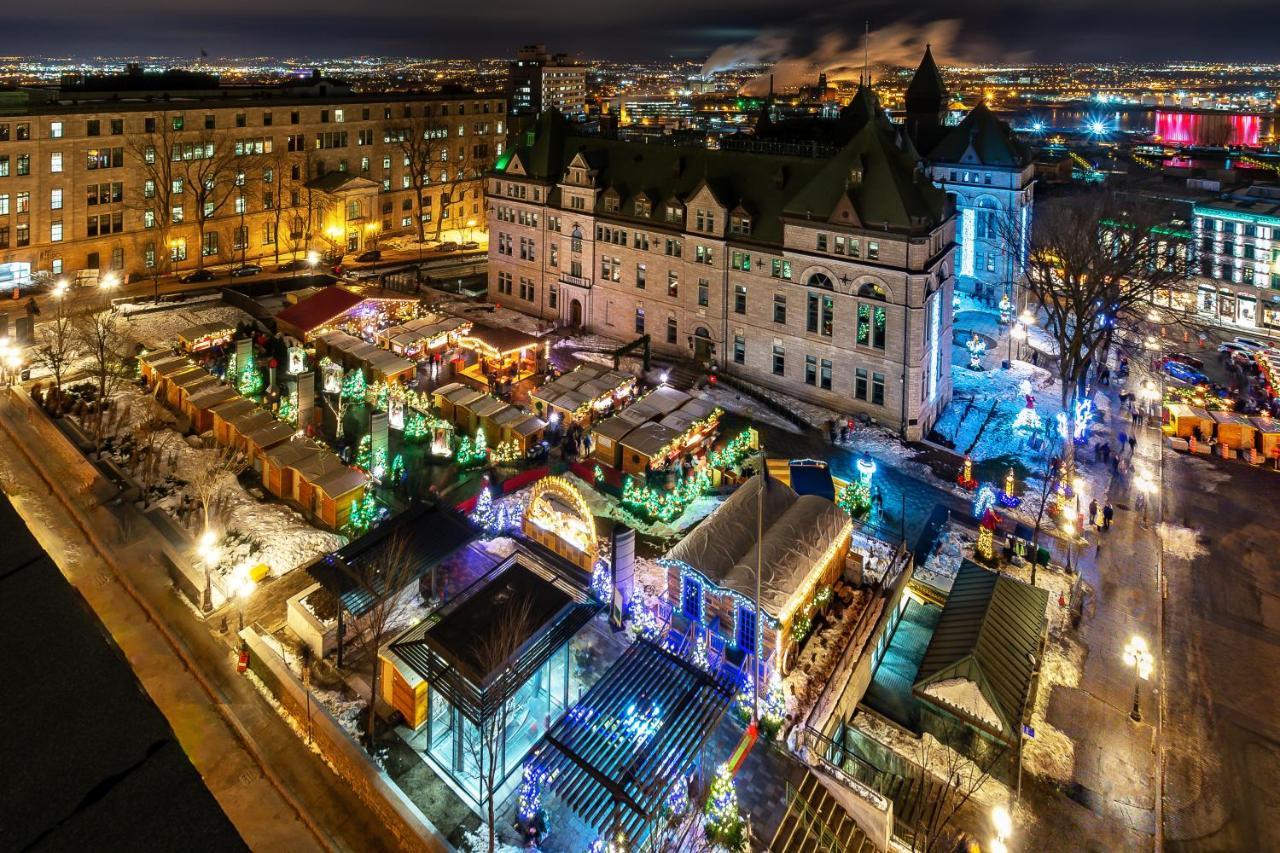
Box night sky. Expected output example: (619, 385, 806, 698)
(10, 0, 1276, 63)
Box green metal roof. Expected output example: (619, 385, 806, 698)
(912, 560, 1048, 740)
(926, 103, 1030, 169)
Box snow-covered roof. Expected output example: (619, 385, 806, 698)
(510, 414, 547, 436)
(664, 473, 849, 618)
(618, 421, 678, 458)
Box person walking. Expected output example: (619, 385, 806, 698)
(1103, 502, 1114, 530)
(1089, 498, 1099, 529)
(1128, 435, 1137, 455)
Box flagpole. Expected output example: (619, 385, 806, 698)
(753, 447, 765, 725)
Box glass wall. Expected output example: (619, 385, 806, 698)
(425, 643, 573, 805)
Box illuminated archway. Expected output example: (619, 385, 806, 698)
(522, 475, 599, 572)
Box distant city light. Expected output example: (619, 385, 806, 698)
(1085, 117, 1110, 136)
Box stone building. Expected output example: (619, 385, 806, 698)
(486, 110, 955, 439)
(0, 69, 504, 288)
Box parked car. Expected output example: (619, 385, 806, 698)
(461, 241, 479, 251)
(1163, 360, 1210, 386)
(276, 258, 309, 272)
(1218, 341, 1249, 356)
(1231, 336, 1269, 352)
(355, 249, 382, 262)
(230, 263, 263, 278)
(178, 269, 217, 283)
(434, 241, 459, 253)
(1165, 352, 1205, 370)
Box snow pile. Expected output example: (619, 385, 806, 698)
(435, 298, 555, 338)
(313, 687, 367, 740)
(934, 360, 1062, 463)
(459, 825, 523, 853)
(787, 587, 871, 717)
(695, 383, 804, 435)
(120, 302, 255, 349)
(922, 677, 1004, 731)
(1158, 522, 1207, 562)
(917, 524, 971, 590)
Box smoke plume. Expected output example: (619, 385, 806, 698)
(702, 19, 977, 94)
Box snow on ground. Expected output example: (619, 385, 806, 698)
(89, 385, 345, 591)
(433, 298, 556, 338)
(313, 687, 367, 740)
(694, 382, 804, 435)
(788, 587, 871, 718)
(934, 358, 1062, 463)
(916, 522, 972, 592)
(1158, 522, 1207, 562)
(119, 302, 255, 349)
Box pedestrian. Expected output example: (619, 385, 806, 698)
(1128, 435, 1137, 455)
(1094, 442, 1103, 462)
(1089, 498, 1099, 528)
(1103, 502, 1114, 530)
(1112, 456, 1121, 476)
(1131, 409, 1141, 427)
(1134, 490, 1147, 514)
(1031, 350, 1040, 367)
(1102, 444, 1112, 463)
(1118, 430, 1128, 448)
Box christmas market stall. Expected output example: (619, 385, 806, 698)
(243, 419, 297, 472)
(376, 315, 471, 358)
(313, 330, 416, 385)
(384, 546, 601, 809)
(184, 383, 240, 433)
(521, 476, 599, 574)
(588, 386, 721, 475)
(458, 394, 510, 439)
(1251, 417, 1280, 459)
(1211, 411, 1257, 452)
(274, 285, 418, 342)
(171, 369, 221, 414)
(588, 408, 651, 469)
(210, 398, 260, 446)
(261, 436, 368, 529)
(456, 323, 546, 387)
(430, 383, 478, 423)
(531, 365, 638, 427)
(139, 353, 193, 386)
(225, 408, 277, 456)
(1164, 403, 1214, 439)
(506, 413, 548, 455)
(159, 365, 208, 409)
(177, 321, 236, 354)
(910, 560, 1048, 780)
(660, 473, 852, 674)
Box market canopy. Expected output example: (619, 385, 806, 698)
(912, 560, 1048, 744)
(532, 638, 737, 847)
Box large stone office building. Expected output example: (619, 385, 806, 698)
(486, 110, 956, 440)
(0, 68, 505, 288)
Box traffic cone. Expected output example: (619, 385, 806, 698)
(1058, 592, 1067, 607)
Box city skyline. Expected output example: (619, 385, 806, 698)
(7, 1, 1279, 64)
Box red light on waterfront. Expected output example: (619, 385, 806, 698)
(1155, 111, 1261, 147)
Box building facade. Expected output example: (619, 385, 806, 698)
(1191, 185, 1280, 331)
(0, 74, 504, 288)
(508, 45, 588, 120)
(487, 112, 956, 440)
(901, 47, 1036, 304)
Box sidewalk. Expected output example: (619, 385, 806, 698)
(0, 395, 409, 853)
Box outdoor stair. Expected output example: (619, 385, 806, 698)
(770, 770, 872, 853)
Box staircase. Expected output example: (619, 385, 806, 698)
(771, 771, 873, 853)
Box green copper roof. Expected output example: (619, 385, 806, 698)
(905, 45, 948, 112)
(926, 102, 1030, 169)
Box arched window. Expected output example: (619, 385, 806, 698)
(976, 198, 999, 240)
(807, 272, 835, 290)
(857, 280, 887, 301)
(571, 225, 583, 253)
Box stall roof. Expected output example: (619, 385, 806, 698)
(366, 349, 415, 378)
(665, 474, 847, 617)
(245, 420, 296, 450)
(178, 321, 235, 343)
(913, 560, 1048, 742)
(464, 323, 542, 356)
(143, 354, 193, 375)
(1211, 411, 1255, 427)
(619, 421, 679, 459)
(677, 396, 718, 421)
(659, 410, 696, 434)
(432, 382, 465, 399)
(1250, 417, 1280, 433)
(307, 502, 479, 618)
(187, 384, 240, 411)
(171, 367, 212, 389)
(492, 406, 530, 428)
(578, 378, 616, 400)
(275, 287, 366, 336)
(592, 415, 641, 443)
(788, 460, 836, 503)
(229, 409, 274, 434)
(510, 414, 548, 436)
(264, 437, 317, 468)
(643, 384, 692, 415)
(550, 390, 589, 413)
(312, 465, 369, 499)
(449, 387, 487, 409)
(467, 396, 509, 419)
(210, 397, 256, 421)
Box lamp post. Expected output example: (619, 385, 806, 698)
(990, 803, 1014, 853)
(1123, 635, 1154, 722)
(198, 529, 220, 617)
(1062, 517, 1075, 572)
(1135, 469, 1155, 525)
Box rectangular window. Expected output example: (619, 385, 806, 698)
(667, 270, 678, 297)
(50, 220, 63, 242)
(51, 121, 63, 138)
(634, 307, 645, 334)
(872, 372, 885, 406)
(774, 294, 787, 324)
(805, 355, 817, 386)
(733, 335, 745, 365)
(855, 368, 868, 400)
(202, 232, 218, 256)
(50, 152, 62, 173)
(772, 345, 785, 376)
(820, 359, 832, 390)
(817, 233, 828, 252)
(698, 280, 709, 307)
(50, 188, 62, 210)
(636, 263, 646, 289)
(807, 293, 819, 333)
(868, 241, 879, 260)
(666, 316, 678, 344)
(771, 258, 792, 280)
(734, 284, 747, 315)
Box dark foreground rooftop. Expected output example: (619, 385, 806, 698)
(0, 492, 246, 852)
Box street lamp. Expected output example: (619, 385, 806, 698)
(990, 803, 1014, 853)
(52, 278, 69, 300)
(99, 272, 119, 291)
(1123, 635, 1154, 722)
(1135, 469, 1155, 525)
(1062, 517, 1075, 572)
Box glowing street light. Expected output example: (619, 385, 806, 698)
(990, 803, 1014, 853)
(1123, 635, 1154, 722)
(99, 272, 120, 290)
(52, 279, 69, 299)
(1061, 517, 1076, 571)
(306, 250, 319, 266)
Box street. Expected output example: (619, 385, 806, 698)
(1161, 451, 1280, 850)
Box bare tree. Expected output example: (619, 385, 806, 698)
(262, 145, 300, 268)
(384, 116, 448, 246)
(33, 292, 78, 402)
(462, 596, 538, 853)
(73, 304, 130, 449)
(910, 719, 1005, 852)
(346, 533, 417, 748)
(184, 142, 241, 272)
(186, 443, 248, 610)
(429, 129, 494, 245)
(130, 400, 178, 507)
(126, 112, 182, 301)
(1013, 190, 1191, 471)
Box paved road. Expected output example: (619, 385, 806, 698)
(1161, 451, 1280, 850)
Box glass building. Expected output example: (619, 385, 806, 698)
(390, 552, 601, 806)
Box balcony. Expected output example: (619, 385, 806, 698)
(559, 272, 592, 288)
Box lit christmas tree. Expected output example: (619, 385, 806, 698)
(390, 453, 405, 483)
(471, 482, 496, 533)
(341, 368, 367, 401)
(237, 353, 264, 396)
(704, 763, 745, 851)
(404, 411, 428, 441)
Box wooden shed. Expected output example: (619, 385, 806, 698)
(210, 398, 258, 445)
(185, 384, 240, 433)
(163, 366, 207, 408)
(1165, 403, 1213, 439)
(1211, 411, 1256, 450)
(177, 321, 236, 353)
(590, 409, 648, 468)
(447, 388, 487, 432)
(430, 382, 466, 420)
(1251, 417, 1280, 459)
(140, 354, 192, 386)
(618, 421, 680, 475)
(507, 413, 548, 454)
(243, 420, 297, 470)
(226, 409, 275, 454)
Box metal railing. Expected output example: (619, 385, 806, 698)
(559, 272, 592, 288)
(782, 780, 845, 851)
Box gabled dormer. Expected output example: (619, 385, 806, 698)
(663, 196, 685, 225)
(686, 179, 726, 236)
(563, 151, 597, 188)
(503, 151, 528, 177)
(829, 194, 863, 228)
(633, 191, 652, 218)
(729, 203, 753, 236)
(601, 186, 621, 214)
